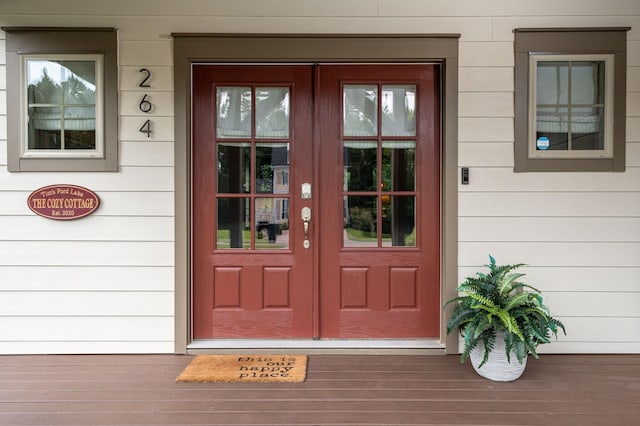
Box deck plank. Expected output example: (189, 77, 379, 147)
(0, 354, 638, 425)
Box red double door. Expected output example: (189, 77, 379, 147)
(193, 64, 440, 340)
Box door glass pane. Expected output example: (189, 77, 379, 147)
(382, 196, 416, 247)
(217, 197, 250, 249)
(256, 197, 289, 250)
(344, 141, 377, 191)
(256, 143, 289, 194)
(344, 196, 377, 248)
(217, 143, 250, 193)
(381, 85, 416, 136)
(216, 86, 252, 138)
(382, 141, 415, 192)
(343, 85, 378, 136)
(256, 87, 289, 139)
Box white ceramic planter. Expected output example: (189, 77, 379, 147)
(469, 334, 527, 381)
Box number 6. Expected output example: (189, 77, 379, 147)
(139, 94, 152, 113)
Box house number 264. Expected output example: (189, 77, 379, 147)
(138, 68, 153, 138)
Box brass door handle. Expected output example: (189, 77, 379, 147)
(301, 207, 311, 249)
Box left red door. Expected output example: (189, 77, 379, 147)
(192, 65, 314, 338)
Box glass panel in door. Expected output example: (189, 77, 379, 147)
(214, 86, 291, 250)
(342, 84, 417, 248)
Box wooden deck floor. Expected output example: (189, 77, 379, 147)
(0, 354, 638, 425)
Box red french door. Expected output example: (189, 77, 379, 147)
(192, 65, 314, 338)
(192, 64, 440, 340)
(316, 65, 440, 337)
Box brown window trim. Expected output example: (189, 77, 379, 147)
(514, 27, 630, 172)
(3, 27, 118, 172)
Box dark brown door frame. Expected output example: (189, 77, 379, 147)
(172, 34, 460, 354)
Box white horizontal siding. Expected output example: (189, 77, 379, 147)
(0, 63, 5, 90)
(0, 266, 174, 291)
(379, 0, 640, 17)
(0, 241, 174, 266)
(0, 140, 6, 166)
(0, 292, 173, 316)
(459, 117, 514, 142)
(120, 141, 174, 167)
(459, 192, 640, 217)
(628, 117, 640, 141)
(0, 317, 174, 354)
(544, 292, 640, 317)
(459, 217, 640, 242)
(0, 167, 174, 191)
(0, 216, 174, 241)
(459, 242, 640, 268)
(541, 317, 640, 346)
(459, 67, 513, 93)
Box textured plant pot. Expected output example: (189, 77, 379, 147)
(469, 334, 527, 381)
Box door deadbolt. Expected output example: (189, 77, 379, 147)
(301, 183, 312, 200)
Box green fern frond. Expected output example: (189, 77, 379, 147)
(504, 292, 531, 311)
(498, 272, 526, 294)
(446, 307, 475, 334)
(464, 291, 495, 308)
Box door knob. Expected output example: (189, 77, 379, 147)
(301, 207, 311, 249)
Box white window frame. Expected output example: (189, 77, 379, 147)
(20, 53, 105, 159)
(528, 53, 614, 160)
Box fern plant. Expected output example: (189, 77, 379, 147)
(444, 255, 566, 368)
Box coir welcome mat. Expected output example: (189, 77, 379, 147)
(176, 355, 307, 383)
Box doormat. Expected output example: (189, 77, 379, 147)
(176, 355, 307, 383)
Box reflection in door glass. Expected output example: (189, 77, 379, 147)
(217, 197, 250, 249)
(256, 87, 290, 139)
(381, 196, 416, 247)
(216, 86, 252, 138)
(381, 85, 416, 136)
(343, 196, 378, 248)
(256, 197, 289, 250)
(343, 85, 378, 136)
(256, 143, 290, 194)
(382, 141, 415, 192)
(217, 143, 250, 193)
(344, 141, 377, 191)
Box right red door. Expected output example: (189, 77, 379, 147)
(317, 64, 441, 338)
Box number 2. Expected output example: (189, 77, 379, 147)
(138, 68, 151, 88)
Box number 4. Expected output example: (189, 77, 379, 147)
(139, 119, 152, 138)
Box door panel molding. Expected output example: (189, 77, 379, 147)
(174, 34, 460, 353)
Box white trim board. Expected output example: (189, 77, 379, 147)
(188, 339, 445, 355)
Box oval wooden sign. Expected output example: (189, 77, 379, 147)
(27, 184, 100, 220)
